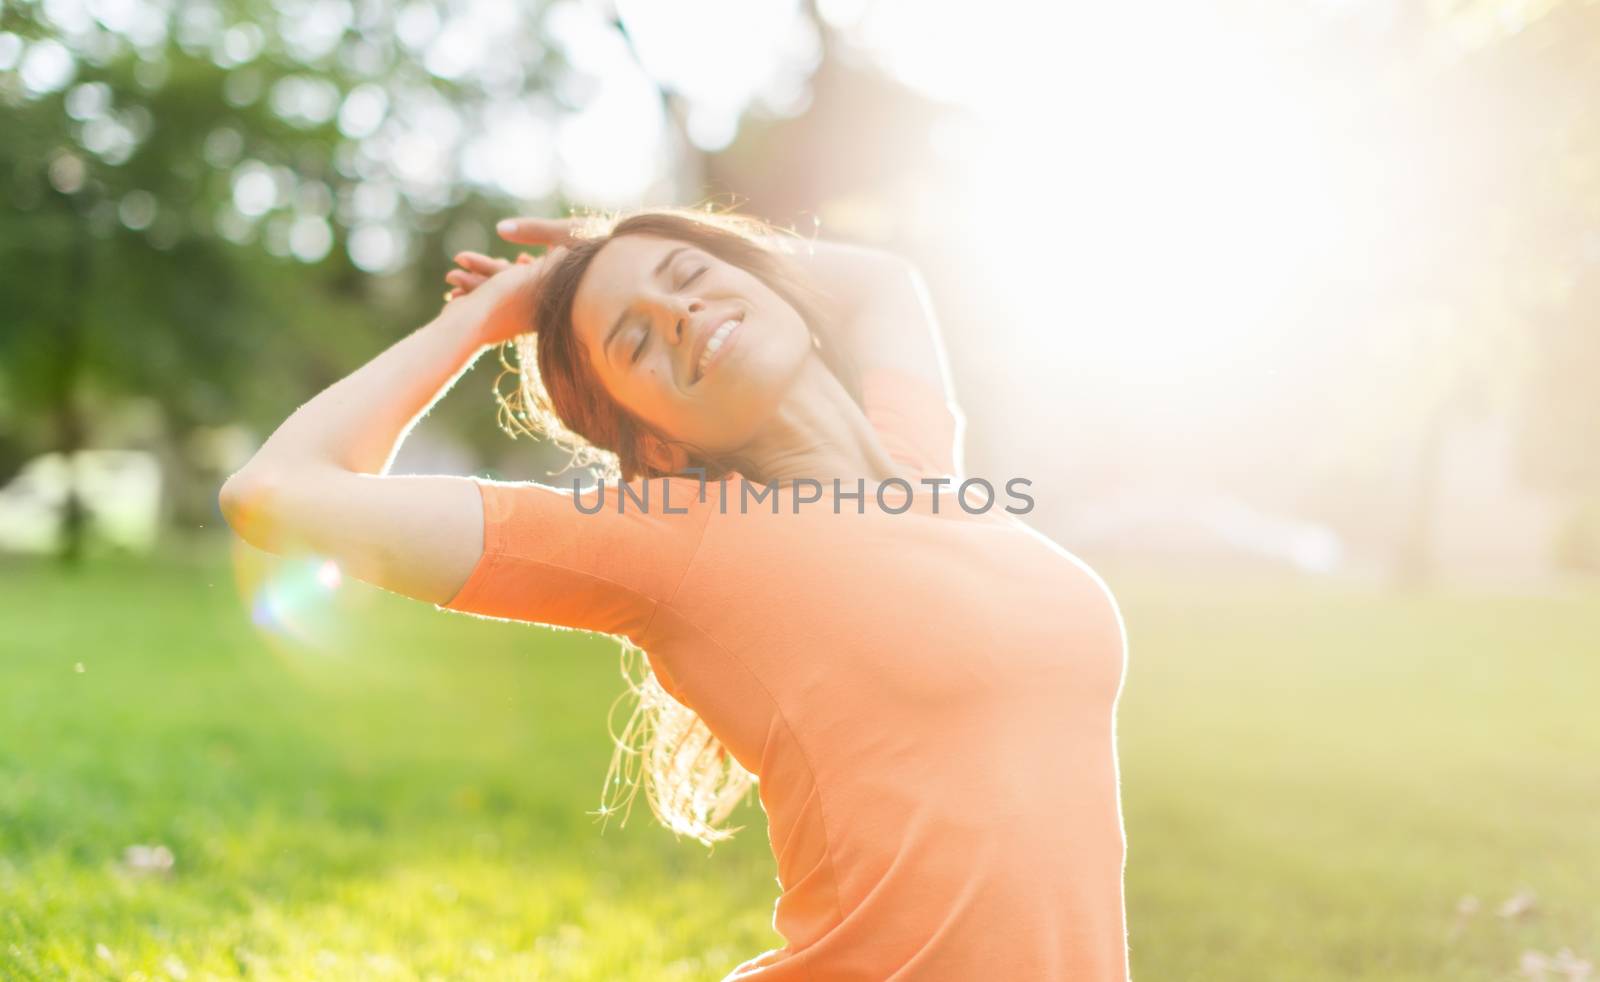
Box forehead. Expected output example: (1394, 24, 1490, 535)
(572, 234, 685, 348)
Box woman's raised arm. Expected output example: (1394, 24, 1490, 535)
(218, 258, 552, 606)
(774, 237, 957, 395)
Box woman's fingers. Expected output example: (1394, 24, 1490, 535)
(454, 251, 509, 276)
(445, 269, 487, 291)
(496, 216, 577, 247)
(441, 244, 560, 314)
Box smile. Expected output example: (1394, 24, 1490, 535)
(693, 316, 743, 384)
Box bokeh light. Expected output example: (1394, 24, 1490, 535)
(228, 539, 376, 670)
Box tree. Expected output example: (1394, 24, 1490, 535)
(1, 1, 564, 561)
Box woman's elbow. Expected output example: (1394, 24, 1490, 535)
(218, 468, 283, 548)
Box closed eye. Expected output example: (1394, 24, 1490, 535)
(629, 265, 707, 365)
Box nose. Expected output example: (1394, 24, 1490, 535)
(661, 296, 705, 345)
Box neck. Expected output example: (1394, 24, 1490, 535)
(734, 356, 911, 487)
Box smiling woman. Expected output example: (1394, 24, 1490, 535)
(496, 209, 880, 484)
(222, 205, 1129, 980)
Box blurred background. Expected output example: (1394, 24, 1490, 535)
(2, 0, 1597, 979)
(4, 0, 1599, 584)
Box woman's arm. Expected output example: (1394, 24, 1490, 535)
(219, 259, 551, 606)
(775, 236, 957, 398)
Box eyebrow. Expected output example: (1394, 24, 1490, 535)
(604, 246, 688, 367)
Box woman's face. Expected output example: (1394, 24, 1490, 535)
(570, 233, 814, 461)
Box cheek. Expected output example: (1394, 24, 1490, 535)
(618, 366, 679, 419)
(745, 308, 815, 376)
(613, 362, 707, 438)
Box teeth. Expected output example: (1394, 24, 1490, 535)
(697, 319, 739, 378)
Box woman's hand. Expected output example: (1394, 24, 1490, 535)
(442, 248, 564, 347)
(443, 213, 580, 342)
(443, 249, 536, 301)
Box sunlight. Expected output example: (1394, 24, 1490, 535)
(614, 0, 819, 151)
(543, 0, 668, 206)
(849, 2, 1398, 389)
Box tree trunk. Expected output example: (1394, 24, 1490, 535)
(55, 216, 89, 567)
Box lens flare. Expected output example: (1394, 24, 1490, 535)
(229, 538, 372, 664)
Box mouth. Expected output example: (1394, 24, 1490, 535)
(691, 313, 744, 386)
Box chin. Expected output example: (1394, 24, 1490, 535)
(692, 346, 807, 444)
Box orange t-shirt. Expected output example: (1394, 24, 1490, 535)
(443, 367, 1130, 981)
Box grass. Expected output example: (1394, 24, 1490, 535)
(1, 543, 1596, 980)
(1115, 566, 1599, 981)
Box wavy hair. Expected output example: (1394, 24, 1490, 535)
(490, 205, 861, 847)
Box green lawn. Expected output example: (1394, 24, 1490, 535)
(2, 544, 1596, 980)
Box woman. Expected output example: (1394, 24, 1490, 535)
(220, 207, 1130, 980)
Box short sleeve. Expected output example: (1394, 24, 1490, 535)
(440, 475, 711, 642)
(860, 365, 964, 479)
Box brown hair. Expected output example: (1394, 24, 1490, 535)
(491, 205, 861, 847)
